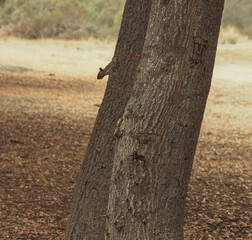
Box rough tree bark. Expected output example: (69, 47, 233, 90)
(106, 1, 199, 239)
(66, 0, 225, 239)
(154, 2, 225, 239)
(66, 1, 153, 239)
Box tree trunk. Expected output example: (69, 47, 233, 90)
(65, 1, 153, 239)
(107, 0, 224, 240)
(154, 1, 225, 239)
(66, 0, 225, 239)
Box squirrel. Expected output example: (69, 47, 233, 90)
(97, 62, 111, 79)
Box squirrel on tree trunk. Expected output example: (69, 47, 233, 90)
(97, 62, 111, 79)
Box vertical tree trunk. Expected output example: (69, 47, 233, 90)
(107, 1, 198, 239)
(66, 0, 225, 239)
(155, 1, 225, 239)
(107, 0, 224, 239)
(65, 1, 153, 239)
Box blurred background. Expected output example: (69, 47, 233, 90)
(0, 1, 251, 239)
(0, 0, 124, 39)
(0, 0, 252, 40)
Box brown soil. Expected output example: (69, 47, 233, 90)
(0, 38, 251, 239)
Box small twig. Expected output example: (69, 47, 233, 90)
(69, 213, 109, 226)
(115, 53, 144, 57)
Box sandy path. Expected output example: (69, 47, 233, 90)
(213, 40, 252, 84)
(0, 38, 115, 80)
(0, 37, 251, 84)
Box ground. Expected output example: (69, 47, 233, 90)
(0, 38, 251, 239)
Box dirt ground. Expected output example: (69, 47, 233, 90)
(0, 38, 251, 239)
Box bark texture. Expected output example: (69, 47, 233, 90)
(156, 1, 225, 239)
(65, 1, 153, 239)
(107, 0, 224, 239)
(66, 0, 225, 239)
